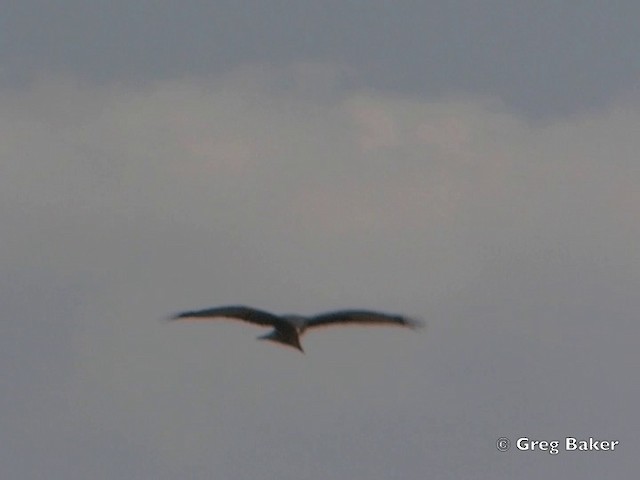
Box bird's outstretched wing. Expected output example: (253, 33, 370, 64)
(302, 310, 423, 331)
(170, 305, 288, 329)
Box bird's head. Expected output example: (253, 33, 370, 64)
(258, 330, 304, 353)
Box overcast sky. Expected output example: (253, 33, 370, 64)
(1, 2, 639, 479)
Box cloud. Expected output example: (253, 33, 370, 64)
(1, 66, 639, 477)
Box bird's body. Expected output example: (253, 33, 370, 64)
(170, 305, 422, 352)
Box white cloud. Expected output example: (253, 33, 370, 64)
(2, 66, 639, 477)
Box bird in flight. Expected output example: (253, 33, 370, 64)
(169, 305, 423, 353)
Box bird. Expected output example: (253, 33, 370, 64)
(169, 305, 423, 353)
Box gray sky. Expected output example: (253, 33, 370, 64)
(1, 3, 638, 479)
(3, 1, 640, 118)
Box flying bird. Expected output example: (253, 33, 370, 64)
(169, 305, 423, 352)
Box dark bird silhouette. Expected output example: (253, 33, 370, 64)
(169, 305, 423, 352)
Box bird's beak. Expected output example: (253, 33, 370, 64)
(292, 337, 304, 353)
(289, 338, 304, 353)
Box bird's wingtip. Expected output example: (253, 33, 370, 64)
(405, 316, 426, 330)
